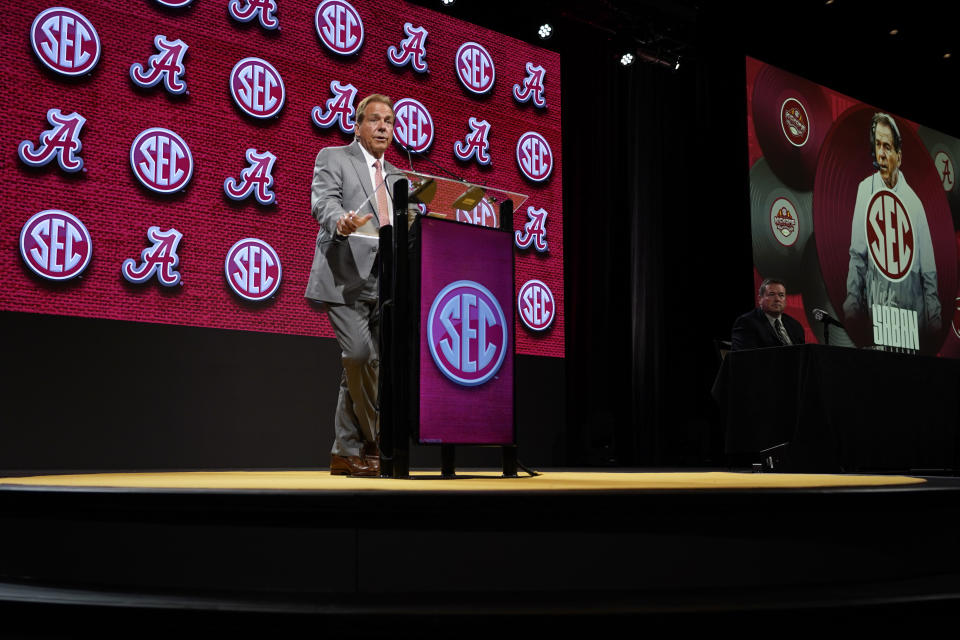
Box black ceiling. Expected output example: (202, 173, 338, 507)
(413, 0, 958, 135)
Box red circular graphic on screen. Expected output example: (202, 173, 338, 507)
(516, 132, 553, 182)
(129, 128, 193, 193)
(393, 98, 434, 153)
(230, 57, 285, 119)
(752, 64, 831, 190)
(780, 98, 810, 147)
(30, 8, 101, 76)
(517, 279, 555, 331)
(934, 151, 956, 192)
(20, 210, 92, 281)
(455, 42, 495, 94)
(769, 197, 799, 247)
(428, 280, 508, 387)
(224, 238, 282, 302)
(865, 191, 915, 282)
(315, 0, 364, 55)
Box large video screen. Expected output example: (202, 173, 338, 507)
(2, 1, 563, 358)
(747, 57, 959, 357)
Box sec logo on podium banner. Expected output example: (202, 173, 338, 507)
(427, 280, 508, 387)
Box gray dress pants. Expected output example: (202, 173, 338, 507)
(325, 298, 379, 457)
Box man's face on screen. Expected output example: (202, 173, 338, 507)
(759, 283, 786, 317)
(874, 122, 901, 189)
(355, 101, 394, 159)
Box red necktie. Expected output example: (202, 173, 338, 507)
(374, 160, 390, 227)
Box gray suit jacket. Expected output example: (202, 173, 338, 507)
(305, 141, 402, 304)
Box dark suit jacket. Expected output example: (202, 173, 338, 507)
(731, 307, 806, 351)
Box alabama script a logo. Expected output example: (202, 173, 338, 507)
(514, 206, 548, 252)
(454, 117, 491, 166)
(122, 227, 183, 286)
(935, 150, 955, 192)
(224, 149, 278, 205)
(18, 109, 86, 173)
(512, 62, 546, 108)
(129, 35, 188, 95)
(311, 81, 357, 134)
(388, 23, 428, 73)
(228, 0, 279, 30)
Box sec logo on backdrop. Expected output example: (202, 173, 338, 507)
(516, 132, 552, 182)
(30, 7, 100, 76)
(456, 199, 498, 228)
(315, 0, 364, 55)
(20, 210, 93, 281)
(230, 57, 285, 119)
(428, 280, 508, 387)
(130, 128, 193, 193)
(455, 42, 495, 95)
(517, 280, 555, 331)
(225, 238, 282, 301)
(393, 98, 434, 153)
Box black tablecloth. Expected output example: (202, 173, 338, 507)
(713, 345, 960, 472)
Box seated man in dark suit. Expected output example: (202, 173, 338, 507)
(731, 278, 806, 350)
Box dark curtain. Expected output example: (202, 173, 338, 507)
(564, 14, 755, 466)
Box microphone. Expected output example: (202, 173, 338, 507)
(812, 308, 845, 328)
(393, 143, 484, 211)
(396, 142, 464, 182)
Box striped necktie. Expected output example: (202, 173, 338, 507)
(774, 318, 791, 345)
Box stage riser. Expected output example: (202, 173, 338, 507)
(3, 493, 959, 597)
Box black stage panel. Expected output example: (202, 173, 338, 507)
(0, 312, 565, 470)
(716, 345, 960, 473)
(2, 470, 960, 629)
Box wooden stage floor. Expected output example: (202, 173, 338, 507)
(0, 469, 931, 492)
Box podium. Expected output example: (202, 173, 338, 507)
(378, 171, 527, 478)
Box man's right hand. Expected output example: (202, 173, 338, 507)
(336, 211, 374, 236)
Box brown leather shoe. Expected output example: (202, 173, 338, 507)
(361, 441, 381, 474)
(330, 454, 377, 477)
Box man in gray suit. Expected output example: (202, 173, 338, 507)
(305, 94, 400, 477)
